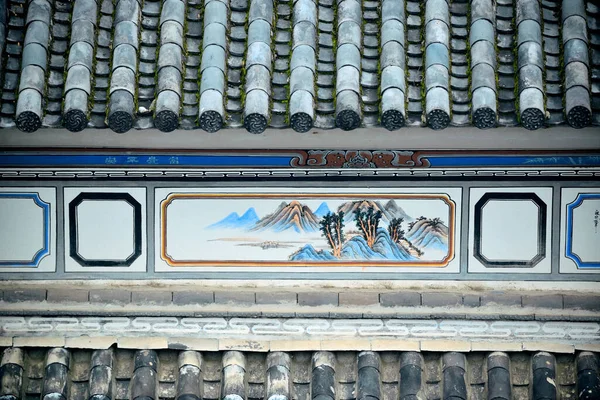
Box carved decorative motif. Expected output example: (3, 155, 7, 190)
(290, 151, 431, 168)
(244, 114, 268, 134)
(335, 110, 361, 131)
(290, 112, 314, 133)
(472, 107, 497, 130)
(381, 109, 405, 131)
(566, 105, 591, 129)
(521, 108, 545, 131)
(107, 111, 134, 134)
(199, 110, 224, 133)
(63, 109, 88, 132)
(1, 317, 598, 342)
(427, 109, 451, 130)
(15, 111, 42, 133)
(154, 110, 179, 133)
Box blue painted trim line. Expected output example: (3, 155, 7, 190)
(565, 193, 600, 269)
(0, 153, 599, 168)
(0, 193, 51, 267)
(428, 155, 600, 167)
(0, 154, 293, 167)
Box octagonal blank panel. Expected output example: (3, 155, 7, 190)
(480, 200, 539, 261)
(468, 187, 552, 274)
(64, 188, 147, 272)
(76, 200, 136, 260)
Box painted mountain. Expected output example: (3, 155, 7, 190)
(313, 202, 331, 218)
(290, 229, 416, 261)
(337, 200, 413, 223)
(207, 208, 259, 229)
(251, 201, 321, 233)
(406, 218, 449, 252)
(383, 200, 414, 222)
(288, 244, 337, 261)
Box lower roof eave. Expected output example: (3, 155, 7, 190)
(0, 126, 599, 151)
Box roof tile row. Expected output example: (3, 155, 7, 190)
(1, 347, 600, 400)
(0, 0, 599, 133)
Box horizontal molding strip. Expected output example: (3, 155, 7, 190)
(1, 317, 599, 344)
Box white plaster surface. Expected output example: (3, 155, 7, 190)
(480, 200, 539, 261)
(76, 200, 136, 260)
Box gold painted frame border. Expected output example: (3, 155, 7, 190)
(160, 193, 456, 268)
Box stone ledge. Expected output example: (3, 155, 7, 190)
(1, 287, 599, 320)
(0, 303, 598, 323)
(0, 336, 590, 354)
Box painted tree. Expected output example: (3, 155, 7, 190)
(388, 217, 405, 243)
(320, 211, 345, 258)
(354, 206, 382, 248)
(429, 217, 443, 230)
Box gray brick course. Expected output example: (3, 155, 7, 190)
(262, 312, 296, 318)
(339, 292, 379, 306)
(131, 291, 172, 305)
(3, 289, 46, 302)
(480, 293, 522, 307)
(47, 289, 89, 303)
(298, 292, 338, 306)
(522, 295, 563, 309)
(173, 291, 214, 305)
(380, 292, 421, 307)
(330, 312, 364, 318)
(295, 311, 331, 318)
(563, 295, 600, 311)
(89, 289, 131, 304)
(462, 294, 481, 307)
(256, 292, 297, 305)
(214, 291, 255, 305)
(422, 292, 462, 307)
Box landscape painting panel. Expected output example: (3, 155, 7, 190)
(162, 194, 454, 265)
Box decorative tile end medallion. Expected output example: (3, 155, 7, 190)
(155, 188, 462, 272)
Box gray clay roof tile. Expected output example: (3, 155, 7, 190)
(21, 43, 47, 70)
(161, 20, 184, 48)
(5, 0, 599, 133)
(64, 64, 92, 95)
(204, 1, 228, 27)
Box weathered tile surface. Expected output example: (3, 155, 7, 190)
(2, 0, 599, 133)
(2, 347, 597, 400)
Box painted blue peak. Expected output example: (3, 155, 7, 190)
(314, 202, 331, 218)
(239, 207, 259, 224)
(290, 244, 337, 261)
(207, 208, 260, 229)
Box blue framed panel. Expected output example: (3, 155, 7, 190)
(0, 193, 51, 267)
(565, 193, 600, 269)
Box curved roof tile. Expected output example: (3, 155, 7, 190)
(1, 0, 599, 133)
(1, 347, 598, 400)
